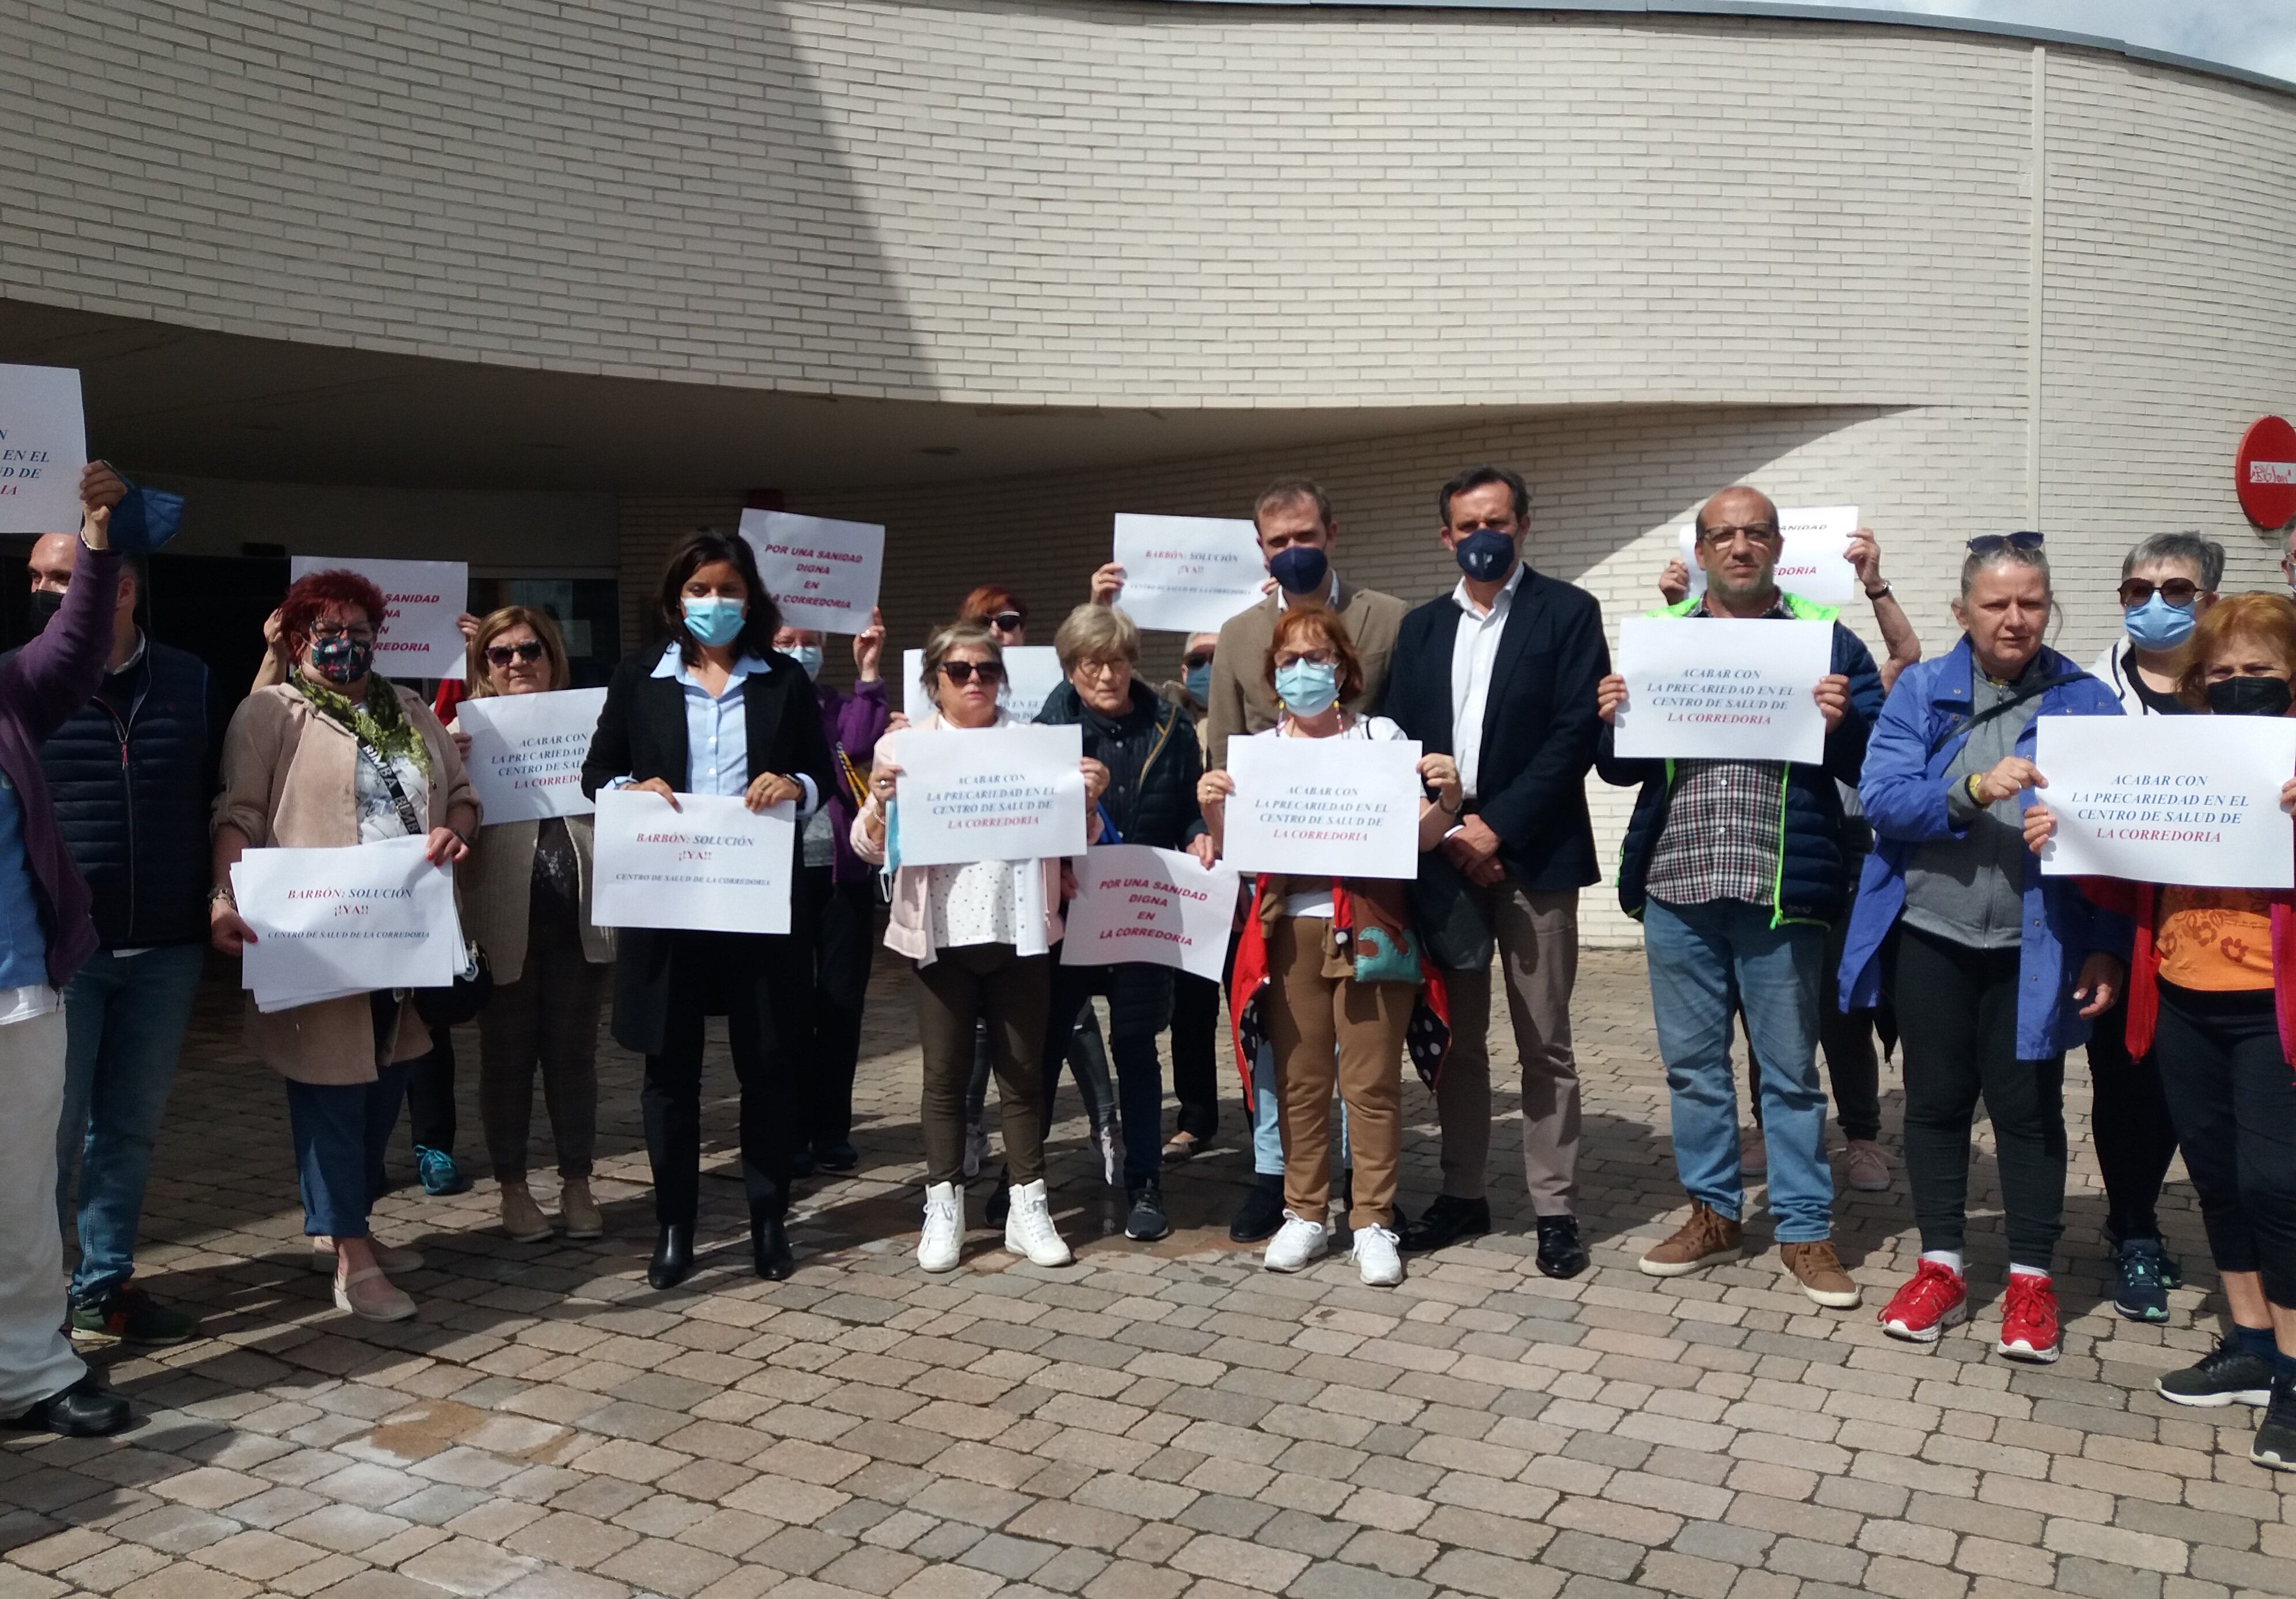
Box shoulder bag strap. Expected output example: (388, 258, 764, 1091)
(1924, 671, 2084, 759)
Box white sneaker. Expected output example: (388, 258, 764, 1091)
(962, 1120, 989, 1179)
(1263, 1211, 1328, 1273)
(1003, 1179, 1073, 1267)
(918, 1181, 963, 1272)
(1353, 1224, 1404, 1287)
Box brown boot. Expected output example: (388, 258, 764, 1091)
(1780, 1240, 1861, 1308)
(1638, 1202, 1742, 1277)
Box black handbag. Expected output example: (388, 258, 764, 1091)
(358, 737, 493, 1025)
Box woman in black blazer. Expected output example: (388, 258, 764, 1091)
(581, 532, 835, 1289)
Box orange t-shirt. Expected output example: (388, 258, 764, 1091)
(2155, 888, 2275, 992)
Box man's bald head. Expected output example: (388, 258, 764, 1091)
(1689, 485, 1784, 612)
(1695, 486, 1779, 540)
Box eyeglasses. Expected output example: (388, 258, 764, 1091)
(1273, 649, 1336, 668)
(988, 611, 1024, 632)
(2117, 578, 2206, 609)
(485, 640, 548, 667)
(1181, 653, 1214, 672)
(309, 623, 375, 644)
(938, 660, 1006, 686)
(1073, 657, 1128, 679)
(1967, 531, 2045, 556)
(1698, 523, 1781, 548)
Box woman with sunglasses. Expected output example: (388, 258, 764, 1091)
(853, 619, 1088, 1271)
(452, 608, 614, 1246)
(1839, 532, 2128, 1363)
(580, 533, 835, 1290)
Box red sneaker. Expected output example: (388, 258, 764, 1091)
(1878, 1260, 1968, 1343)
(1996, 1272, 2061, 1363)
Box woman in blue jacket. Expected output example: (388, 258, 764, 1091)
(1839, 535, 2128, 1363)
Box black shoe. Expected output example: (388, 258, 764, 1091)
(1400, 1195, 1491, 1254)
(2255, 1371, 2296, 1471)
(817, 1142, 859, 1173)
(986, 1169, 1011, 1227)
(1126, 1181, 1171, 1242)
(1535, 1215, 1590, 1280)
(751, 1217, 794, 1282)
(1230, 1174, 1285, 1242)
(790, 1145, 817, 1180)
(5, 1373, 132, 1438)
(647, 1223, 695, 1290)
(2158, 1334, 2278, 1408)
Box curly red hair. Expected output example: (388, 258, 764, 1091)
(279, 568, 388, 647)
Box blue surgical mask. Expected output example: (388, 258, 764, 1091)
(2123, 593, 2197, 653)
(1274, 659, 1340, 717)
(681, 597, 745, 647)
(1183, 660, 1212, 705)
(782, 644, 824, 680)
(1268, 545, 1330, 597)
(1454, 528, 1517, 584)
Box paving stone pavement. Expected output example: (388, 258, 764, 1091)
(5, 948, 2293, 1599)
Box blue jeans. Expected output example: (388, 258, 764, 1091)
(1250, 1043, 1350, 1177)
(1642, 897, 1833, 1242)
(286, 1059, 414, 1238)
(55, 944, 206, 1306)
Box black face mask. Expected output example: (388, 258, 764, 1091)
(2206, 675, 2295, 718)
(26, 589, 62, 631)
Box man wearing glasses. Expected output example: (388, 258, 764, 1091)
(1596, 486, 1884, 1308)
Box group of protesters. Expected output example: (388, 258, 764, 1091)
(1, 462, 2291, 1476)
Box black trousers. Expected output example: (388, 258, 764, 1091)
(1893, 924, 2067, 1270)
(2082, 988, 2180, 1244)
(1169, 971, 1222, 1142)
(798, 868, 877, 1150)
(641, 931, 800, 1229)
(404, 1022, 457, 1155)
(1041, 958, 1174, 1189)
(2155, 982, 2296, 1309)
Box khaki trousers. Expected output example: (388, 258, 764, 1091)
(1265, 919, 1409, 1232)
(1436, 883, 1582, 1215)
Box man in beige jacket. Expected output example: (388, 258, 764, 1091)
(1204, 478, 1410, 770)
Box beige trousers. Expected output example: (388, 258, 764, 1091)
(1265, 918, 1410, 1232)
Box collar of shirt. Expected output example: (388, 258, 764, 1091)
(1274, 573, 1340, 611)
(1691, 594, 1790, 621)
(1450, 560, 1525, 621)
(651, 641, 771, 691)
(105, 630, 147, 677)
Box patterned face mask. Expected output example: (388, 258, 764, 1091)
(309, 634, 374, 684)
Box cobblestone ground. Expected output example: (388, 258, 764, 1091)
(5, 948, 2291, 1599)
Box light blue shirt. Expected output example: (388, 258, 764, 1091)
(643, 645, 819, 814)
(0, 770, 51, 990)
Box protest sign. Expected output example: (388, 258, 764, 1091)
(455, 687, 607, 824)
(901, 645, 1064, 724)
(289, 556, 469, 678)
(1612, 616, 1832, 764)
(2037, 715, 2296, 889)
(232, 835, 461, 1013)
(1221, 734, 1423, 881)
(1110, 514, 1266, 634)
(1060, 844, 1241, 982)
(591, 790, 796, 934)
(0, 364, 86, 536)
(1678, 504, 1860, 607)
(891, 723, 1088, 866)
(739, 509, 884, 633)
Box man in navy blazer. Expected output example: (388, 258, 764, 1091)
(1382, 466, 1608, 1278)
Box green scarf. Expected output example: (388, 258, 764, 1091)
(293, 671, 431, 778)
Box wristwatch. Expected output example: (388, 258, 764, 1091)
(209, 884, 236, 907)
(1864, 581, 1893, 600)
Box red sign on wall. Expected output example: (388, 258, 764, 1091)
(2237, 416, 2296, 529)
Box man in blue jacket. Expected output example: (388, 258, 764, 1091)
(1596, 486, 1884, 1308)
(23, 514, 215, 1350)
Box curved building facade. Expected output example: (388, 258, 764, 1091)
(5, 1, 2293, 939)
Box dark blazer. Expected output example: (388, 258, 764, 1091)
(581, 646, 837, 1056)
(1384, 566, 1610, 905)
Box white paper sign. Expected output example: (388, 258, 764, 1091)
(1111, 514, 1267, 634)
(892, 723, 1088, 866)
(0, 364, 86, 536)
(455, 688, 608, 824)
(1679, 505, 1860, 607)
(2038, 716, 2296, 889)
(590, 790, 795, 934)
(902, 645, 1064, 725)
(290, 556, 470, 679)
(740, 509, 884, 633)
(1222, 734, 1423, 881)
(1060, 844, 1241, 981)
(1613, 616, 1832, 764)
(233, 835, 460, 1013)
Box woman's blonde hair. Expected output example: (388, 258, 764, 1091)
(467, 606, 573, 696)
(2178, 590, 2296, 708)
(1052, 603, 1140, 673)
(919, 617, 1003, 704)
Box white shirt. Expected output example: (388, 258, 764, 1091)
(1448, 563, 1524, 802)
(1275, 573, 1341, 611)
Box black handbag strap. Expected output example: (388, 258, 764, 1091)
(1926, 670, 2083, 759)
(356, 738, 426, 837)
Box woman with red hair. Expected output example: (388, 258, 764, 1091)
(211, 568, 478, 1324)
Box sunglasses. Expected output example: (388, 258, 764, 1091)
(2118, 578, 2205, 608)
(1967, 531, 2045, 556)
(938, 660, 1006, 686)
(1182, 653, 1214, 672)
(989, 611, 1024, 631)
(484, 640, 548, 667)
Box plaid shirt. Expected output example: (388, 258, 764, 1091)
(1643, 598, 1791, 908)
